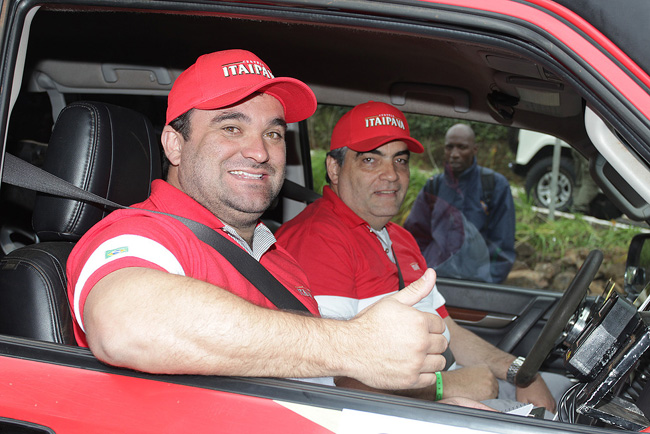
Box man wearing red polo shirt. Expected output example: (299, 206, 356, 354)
(277, 101, 564, 411)
(66, 50, 448, 390)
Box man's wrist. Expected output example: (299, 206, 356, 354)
(434, 371, 443, 400)
(506, 356, 525, 385)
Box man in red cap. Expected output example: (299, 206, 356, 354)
(276, 101, 561, 412)
(66, 50, 449, 391)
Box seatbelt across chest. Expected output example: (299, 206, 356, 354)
(2, 153, 311, 313)
(171, 215, 311, 313)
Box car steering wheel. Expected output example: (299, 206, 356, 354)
(515, 249, 604, 387)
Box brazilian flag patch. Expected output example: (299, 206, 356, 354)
(105, 246, 128, 259)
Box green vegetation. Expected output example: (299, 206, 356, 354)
(310, 149, 328, 195)
(514, 194, 642, 264)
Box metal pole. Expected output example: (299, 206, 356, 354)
(548, 136, 562, 220)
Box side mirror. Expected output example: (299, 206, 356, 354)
(625, 233, 650, 299)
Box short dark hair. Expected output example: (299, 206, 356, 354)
(325, 147, 348, 184)
(162, 109, 194, 178)
(168, 109, 194, 141)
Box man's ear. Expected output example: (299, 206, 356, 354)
(161, 125, 183, 166)
(326, 155, 341, 186)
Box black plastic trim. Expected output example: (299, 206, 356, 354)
(0, 417, 55, 434)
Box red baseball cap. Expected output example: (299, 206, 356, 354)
(166, 49, 317, 124)
(330, 101, 424, 153)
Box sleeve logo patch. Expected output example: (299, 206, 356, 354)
(105, 246, 129, 259)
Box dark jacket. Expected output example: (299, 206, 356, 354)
(405, 159, 516, 283)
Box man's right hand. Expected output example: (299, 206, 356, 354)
(440, 365, 498, 401)
(345, 269, 448, 390)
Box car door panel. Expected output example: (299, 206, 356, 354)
(1, 334, 592, 434)
(437, 277, 562, 357)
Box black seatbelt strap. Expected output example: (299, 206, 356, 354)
(2, 153, 310, 313)
(169, 215, 310, 313)
(391, 247, 405, 290)
(3, 153, 115, 207)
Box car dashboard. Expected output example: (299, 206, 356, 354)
(560, 289, 650, 429)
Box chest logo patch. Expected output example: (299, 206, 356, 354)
(295, 286, 312, 298)
(411, 262, 421, 271)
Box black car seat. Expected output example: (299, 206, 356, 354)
(0, 101, 162, 344)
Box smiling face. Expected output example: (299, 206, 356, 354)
(328, 141, 410, 230)
(162, 93, 287, 236)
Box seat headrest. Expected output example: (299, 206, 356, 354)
(33, 102, 162, 241)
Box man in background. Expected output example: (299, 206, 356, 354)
(405, 123, 516, 283)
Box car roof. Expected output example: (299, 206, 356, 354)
(554, 0, 650, 76)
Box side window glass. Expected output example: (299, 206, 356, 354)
(307, 105, 644, 293)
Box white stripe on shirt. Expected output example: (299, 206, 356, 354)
(73, 234, 185, 332)
(315, 284, 450, 342)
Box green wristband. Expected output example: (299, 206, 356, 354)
(435, 371, 443, 401)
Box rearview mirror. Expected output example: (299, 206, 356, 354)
(625, 233, 650, 300)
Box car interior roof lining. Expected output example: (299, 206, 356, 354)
(13, 3, 650, 178)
